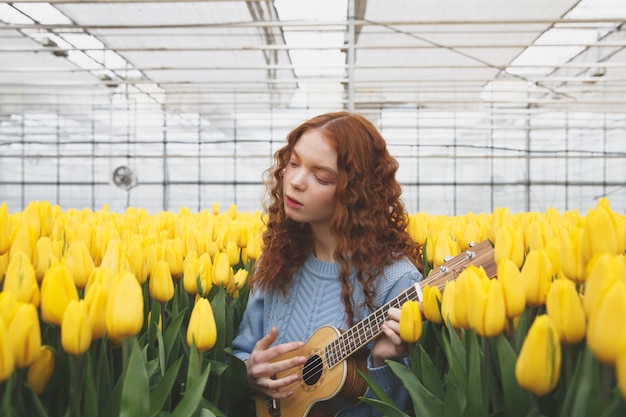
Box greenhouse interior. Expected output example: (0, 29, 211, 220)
(1, 0, 625, 215)
(3, 2, 626, 417)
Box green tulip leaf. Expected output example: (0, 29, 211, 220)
(164, 309, 186, 367)
(561, 346, 602, 417)
(82, 354, 99, 417)
(148, 300, 161, 348)
(93, 338, 113, 412)
(170, 361, 211, 417)
(598, 388, 626, 417)
(443, 374, 465, 417)
(103, 369, 124, 417)
(157, 326, 166, 377)
(388, 360, 444, 416)
(465, 330, 486, 417)
(356, 367, 395, 404)
(1, 374, 15, 417)
(493, 333, 532, 417)
(441, 323, 467, 387)
(21, 382, 49, 417)
(418, 344, 444, 401)
(358, 397, 412, 417)
(149, 356, 183, 417)
(186, 342, 202, 391)
(199, 408, 218, 417)
(119, 339, 150, 417)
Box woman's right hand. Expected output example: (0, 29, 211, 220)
(245, 327, 307, 400)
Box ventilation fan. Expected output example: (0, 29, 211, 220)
(111, 165, 137, 191)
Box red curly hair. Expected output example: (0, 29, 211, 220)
(251, 111, 422, 326)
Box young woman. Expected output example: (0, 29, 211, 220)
(233, 111, 423, 417)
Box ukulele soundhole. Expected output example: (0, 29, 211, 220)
(301, 349, 325, 392)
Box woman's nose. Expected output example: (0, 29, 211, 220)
(290, 171, 305, 191)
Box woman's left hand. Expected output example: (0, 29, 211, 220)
(371, 307, 410, 367)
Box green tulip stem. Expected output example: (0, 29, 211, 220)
(601, 363, 612, 407)
(482, 337, 491, 410)
(70, 354, 84, 417)
(530, 394, 541, 416)
(122, 338, 129, 375)
(564, 344, 573, 387)
(160, 302, 167, 335)
(507, 318, 516, 348)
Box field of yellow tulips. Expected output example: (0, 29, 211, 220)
(1, 197, 626, 416)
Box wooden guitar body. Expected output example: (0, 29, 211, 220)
(255, 325, 368, 417)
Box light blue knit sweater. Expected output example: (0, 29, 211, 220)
(233, 253, 422, 417)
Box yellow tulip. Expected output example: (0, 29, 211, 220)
(62, 300, 92, 356)
(233, 268, 248, 291)
(246, 232, 262, 262)
(457, 219, 480, 251)
(489, 206, 513, 244)
(515, 315, 561, 396)
(213, 251, 231, 286)
(21, 201, 43, 240)
(142, 242, 158, 284)
(497, 259, 526, 319)
(226, 240, 240, 266)
(149, 259, 175, 303)
(34, 236, 58, 282)
(583, 252, 626, 318)
(587, 279, 626, 365)
(422, 284, 443, 324)
(560, 227, 586, 283)
(4, 251, 40, 306)
(617, 334, 626, 401)
(75, 221, 95, 258)
(399, 300, 423, 343)
(85, 266, 117, 295)
(494, 223, 525, 269)
(468, 270, 506, 338)
(126, 239, 146, 284)
(40, 261, 79, 326)
(0, 316, 14, 382)
(161, 238, 184, 277)
(8, 302, 42, 368)
(186, 297, 217, 352)
(197, 253, 213, 296)
(581, 200, 621, 263)
(521, 249, 553, 307)
(9, 222, 35, 263)
(183, 256, 201, 295)
(440, 280, 459, 329)
(106, 272, 144, 339)
(453, 266, 479, 330)
(546, 279, 585, 344)
(27, 346, 55, 395)
(432, 231, 459, 268)
(100, 239, 130, 274)
(64, 240, 95, 289)
(84, 281, 109, 339)
(0, 252, 8, 287)
(0, 202, 10, 255)
(0, 291, 18, 324)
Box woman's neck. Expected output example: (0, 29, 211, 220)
(311, 223, 336, 262)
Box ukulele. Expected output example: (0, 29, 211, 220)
(255, 239, 496, 417)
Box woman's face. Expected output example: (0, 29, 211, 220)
(282, 129, 338, 227)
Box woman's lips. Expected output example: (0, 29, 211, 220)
(285, 195, 303, 209)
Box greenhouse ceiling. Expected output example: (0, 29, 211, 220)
(1, 0, 626, 123)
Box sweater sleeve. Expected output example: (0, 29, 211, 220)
(232, 288, 265, 361)
(361, 266, 422, 416)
